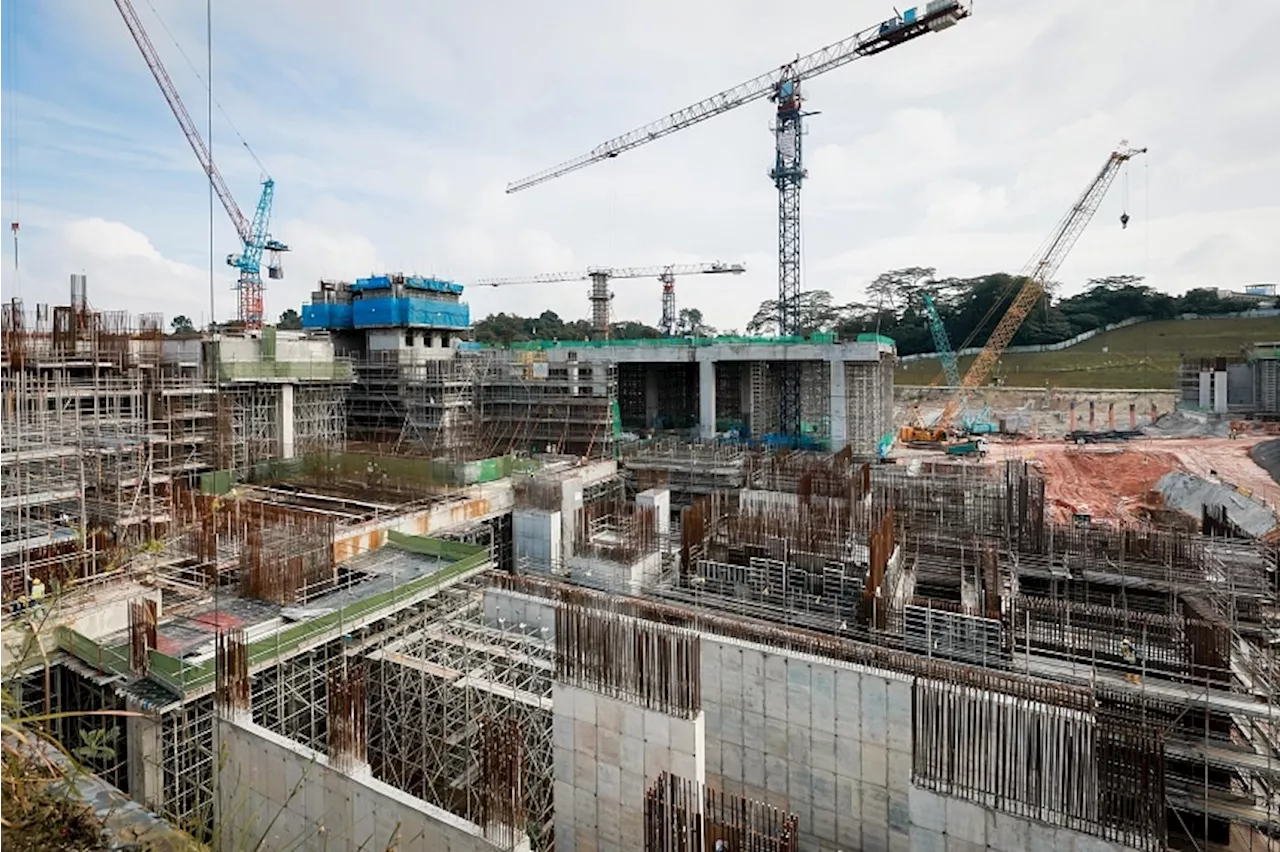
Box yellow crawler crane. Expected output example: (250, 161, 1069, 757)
(937, 143, 1147, 436)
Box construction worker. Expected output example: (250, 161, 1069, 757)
(29, 577, 45, 617)
(1120, 638, 1141, 686)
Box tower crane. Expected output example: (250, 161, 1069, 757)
(936, 142, 1148, 435)
(113, 0, 288, 329)
(506, 1, 970, 437)
(476, 262, 746, 337)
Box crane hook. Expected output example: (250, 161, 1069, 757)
(1119, 212, 1130, 230)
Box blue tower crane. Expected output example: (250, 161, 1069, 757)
(506, 1, 972, 439)
(114, 0, 288, 328)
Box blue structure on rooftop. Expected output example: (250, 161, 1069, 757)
(302, 274, 469, 331)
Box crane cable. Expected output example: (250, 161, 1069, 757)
(141, 0, 268, 178)
(5, 0, 19, 291)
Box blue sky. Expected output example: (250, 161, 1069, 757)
(2, 0, 1278, 331)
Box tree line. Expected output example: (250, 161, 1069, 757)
(168, 274, 1249, 354)
(473, 270, 1251, 354)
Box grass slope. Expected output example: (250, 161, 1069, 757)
(896, 316, 1280, 389)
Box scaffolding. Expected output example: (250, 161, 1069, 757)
(294, 383, 349, 457)
(365, 587, 556, 849)
(477, 353, 617, 460)
(397, 357, 479, 459)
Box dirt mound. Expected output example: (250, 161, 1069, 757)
(1033, 447, 1182, 522)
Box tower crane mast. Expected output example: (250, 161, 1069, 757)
(507, 1, 970, 437)
(113, 0, 287, 328)
(937, 143, 1147, 433)
(477, 262, 745, 337)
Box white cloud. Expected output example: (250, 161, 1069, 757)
(2, 0, 1278, 332)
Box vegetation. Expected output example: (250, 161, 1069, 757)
(473, 268, 1263, 353)
(170, 315, 195, 334)
(473, 310, 662, 344)
(277, 308, 303, 330)
(898, 316, 1280, 389)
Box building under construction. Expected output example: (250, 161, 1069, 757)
(2, 282, 1277, 852)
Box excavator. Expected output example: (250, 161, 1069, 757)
(901, 142, 1146, 451)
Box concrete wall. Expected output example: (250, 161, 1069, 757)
(566, 552, 662, 594)
(217, 716, 514, 852)
(217, 332, 336, 365)
(482, 587, 558, 635)
(700, 636, 1139, 852)
(894, 386, 1180, 436)
(553, 683, 704, 852)
(489, 587, 1140, 852)
(333, 479, 514, 562)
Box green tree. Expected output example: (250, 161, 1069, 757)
(171, 315, 195, 334)
(676, 308, 716, 337)
(747, 290, 842, 336)
(278, 308, 303, 330)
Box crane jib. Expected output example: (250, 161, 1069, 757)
(506, 1, 971, 194)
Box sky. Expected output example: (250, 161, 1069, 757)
(1, 0, 1277, 332)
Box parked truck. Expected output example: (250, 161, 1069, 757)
(945, 437, 988, 457)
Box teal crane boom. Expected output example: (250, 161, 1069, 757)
(921, 292, 960, 387)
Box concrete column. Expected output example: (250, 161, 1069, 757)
(829, 356, 848, 451)
(514, 509, 562, 571)
(560, 480, 584, 567)
(1199, 371, 1212, 408)
(126, 703, 162, 811)
(739, 364, 754, 436)
(644, 367, 659, 428)
(636, 488, 671, 537)
(698, 357, 716, 439)
(278, 383, 295, 459)
(1213, 370, 1228, 414)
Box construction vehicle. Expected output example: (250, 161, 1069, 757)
(921, 292, 961, 387)
(945, 436, 988, 457)
(934, 143, 1147, 434)
(476, 262, 745, 338)
(506, 2, 971, 438)
(899, 422, 948, 444)
(113, 0, 288, 329)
